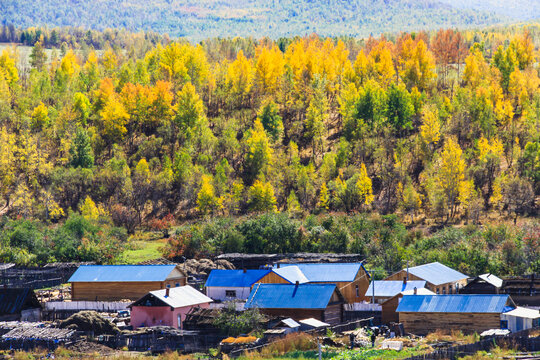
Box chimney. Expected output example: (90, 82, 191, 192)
(413, 287, 417, 295)
(295, 281, 299, 286)
(165, 288, 170, 297)
(403, 277, 407, 285)
(277, 263, 281, 269)
(243, 268, 247, 273)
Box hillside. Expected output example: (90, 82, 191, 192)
(0, 0, 518, 40)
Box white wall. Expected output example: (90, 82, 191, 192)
(205, 286, 252, 301)
(501, 313, 535, 332)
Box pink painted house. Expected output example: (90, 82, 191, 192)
(129, 285, 213, 329)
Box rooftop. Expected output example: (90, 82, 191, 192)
(478, 273, 504, 288)
(273, 263, 367, 282)
(68, 265, 182, 282)
(245, 283, 339, 309)
(404, 262, 468, 286)
(131, 285, 213, 308)
(272, 266, 309, 284)
(365, 280, 427, 298)
(205, 269, 270, 288)
(396, 294, 513, 313)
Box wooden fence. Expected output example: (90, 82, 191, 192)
(404, 328, 540, 360)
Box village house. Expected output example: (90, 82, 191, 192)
(385, 262, 468, 295)
(500, 274, 540, 307)
(69, 265, 187, 301)
(0, 288, 42, 322)
(245, 283, 345, 324)
(129, 285, 213, 329)
(396, 294, 516, 334)
(265, 263, 370, 303)
(364, 279, 427, 304)
(460, 273, 503, 294)
(381, 287, 435, 324)
(500, 307, 540, 332)
(204, 269, 271, 301)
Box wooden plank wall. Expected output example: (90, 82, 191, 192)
(337, 268, 370, 303)
(399, 312, 501, 334)
(260, 308, 324, 322)
(256, 272, 291, 284)
(323, 304, 343, 324)
(381, 295, 400, 324)
(72, 281, 165, 301)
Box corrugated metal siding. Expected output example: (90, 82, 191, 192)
(407, 262, 468, 286)
(396, 295, 511, 313)
(365, 280, 426, 297)
(205, 269, 270, 287)
(68, 265, 178, 282)
(245, 283, 337, 309)
(274, 263, 363, 282)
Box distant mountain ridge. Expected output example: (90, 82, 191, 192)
(1, 0, 535, 40)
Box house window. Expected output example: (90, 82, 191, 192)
(178, 315, 182, 329)
(166, 284, 171, 288)
(225, 290, 237, 298)
(442, 288, 446, 295)
(500, 320, 508, 329)
(175, 283, 180, 287)
(436, 288, 440, 295)
(355, 285, 359, 297)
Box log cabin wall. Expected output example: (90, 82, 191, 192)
(381, 295, 400, 324)
(399, 312, 501, 335)
(335, 268, 370, 303)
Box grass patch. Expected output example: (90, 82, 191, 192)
(121, 236, 168, 263)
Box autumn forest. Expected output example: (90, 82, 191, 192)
(0, 24, 538, 276)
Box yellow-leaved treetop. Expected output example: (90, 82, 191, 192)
(248, 179, 277, 213)
(80, 196, 100, 221)
(254, 45, 285, 96)
(196, 174, 223, 215)
(226, 50, 253, 103)
(398, 38, 436, 91)
(420, 107, 441, 150)
(434, 138, 470, 218)
(60, 50, 80, 78)
(317, 182, 330, 210)
(0, 49, 19, 88)
(463, 48, 489, 89)
(31, 102, 50, 131)
(357, 163, 375, 206)
(368, 41, 395, 87)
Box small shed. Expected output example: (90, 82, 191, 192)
(365, 280, 427, 304)
(265, 263, 370, 304)
(385, 262, 468, 295)
(397, 294, 516, 334)
(245, 283, 344, 324)
(129, 285, 213, 329)
(299, 318, 330, 331)
(0, 288, 42, 322)
(501, 307, 540, 332)
(264, 318, 300, 339)
(460, 273, 503, 294)
(204, 269, 270, 301)
(69, 265, 187, 301)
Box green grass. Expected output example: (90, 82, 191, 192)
(121, 238, 167, 264)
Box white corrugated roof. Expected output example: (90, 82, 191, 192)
(273, 266, 309, 284)
(401, 288, 435, 296)
(281, 318, 301, 328)
(149, 285, 213, 308)
(503, 306, 540, 319)
(299, 318, 329, 328)
(478, 273, 503, 288)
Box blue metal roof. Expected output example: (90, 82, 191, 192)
(68, 265, 179, 282)
(407, 262, 468, 286)
(273, 263, 365, 282)
(396, 295, 512, 313)
(365, 280, 427, 298)
(245, 284, 338, 309)
(205, 269, 270, 288)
